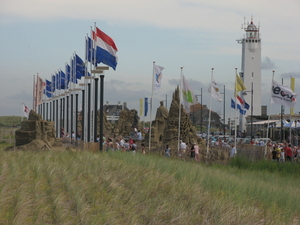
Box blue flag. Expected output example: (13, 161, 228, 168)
(51, 75, 56, 93)
(75, 54, 85, 79)
(60, 70, 66, 89)
(144, 97, 148, 117)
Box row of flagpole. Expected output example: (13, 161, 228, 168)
(30, 23, 118, 145)
(147, 63, 297, 163)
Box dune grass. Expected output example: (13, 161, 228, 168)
(0, 145, 299, 224)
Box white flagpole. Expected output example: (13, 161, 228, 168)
(148, 61, 155, 152)
(178, 67, 183, 153)
(206, 68, 214, 164)
(234, 68, 238, 150)
(265, 71, 274, 156)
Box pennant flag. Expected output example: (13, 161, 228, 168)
(23, 104, 29, 118)
(208, 78, 222, 102)
(93, 27, 118, 70)
(271, 79, 297, 108)
(139, 99, 143, 117)
(236, 95, 250, 110)
(153, 64, 164, 91)
(235, 73, 246, 96)
(181, 74, 198, 113)
(35, 75, 45, 106)
(144, 97, 148, 117)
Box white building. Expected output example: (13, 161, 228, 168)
(237, 18, 262, 133)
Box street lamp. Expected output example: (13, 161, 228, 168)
(242, 82, 253, 140)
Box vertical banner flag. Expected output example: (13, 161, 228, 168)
(139, 99, 143, 117)
(36, 75, 45, 107)
(153, 64, 164, 91)
(93, 27, 118, 70)
(290, 77, 295, 115)
(271, 79, 297, 108)
(235, 73, 246, 96)
(208, 78, 222, 102)
(144, 97, 148, 117)
(181, 74, 198, 113)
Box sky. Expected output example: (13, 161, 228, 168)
(0, 0, 300, 122)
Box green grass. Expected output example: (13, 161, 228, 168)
(0, 116, 24, 127)
(0, 144, 299, 224)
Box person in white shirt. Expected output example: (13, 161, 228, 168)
(230, 145, 236, 158)
(179, 140, 187, 157)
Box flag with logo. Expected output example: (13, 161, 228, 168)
(208, 78, 222, 102)
(181, 74, 197, 113)
(271, 79, 297, 108)
(153, 64, 164, 91)
(235, 73, 246, 96)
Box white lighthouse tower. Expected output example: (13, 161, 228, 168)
(237, 18, 262, 134)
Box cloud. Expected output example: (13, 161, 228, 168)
(281, 72, 300, 79)
(261, 57, 276, 70)
(0, 91, 32, 116)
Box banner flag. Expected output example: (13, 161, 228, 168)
(271, 79, 297, 108)
(36, 75, 45, 106)
(208, 78, 222, 102)
(144, 97, 148, 117)
(290, 77, 295, 115)
(139, 99, 143, 117)
(181, 74, 198, 113)
(153, 64, 164, 91)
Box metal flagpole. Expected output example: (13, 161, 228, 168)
(206, 68, 214, 164)
(265, 71, 274, 157)
(178, 67, 183, 153)
(148, 61, 155, 152)
(234, 68, 238, 151)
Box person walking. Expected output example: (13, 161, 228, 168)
(194, 143, 200, 162)
(165, 145, 171, 158)
(190, 144, 195, 160)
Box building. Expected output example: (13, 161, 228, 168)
(190, 103, 223, 131)
(103, 101, 129, 123)
(237, 18, 262, 132)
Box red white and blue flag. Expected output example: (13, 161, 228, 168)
(236, 95, 250, 110)
(92, 27, 118, 70)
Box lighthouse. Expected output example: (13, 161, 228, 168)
(237, 18, 262, 135)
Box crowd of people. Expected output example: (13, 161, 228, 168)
(271, 142, 300, 163)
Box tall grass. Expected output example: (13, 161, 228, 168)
(0, 145, 299, 224)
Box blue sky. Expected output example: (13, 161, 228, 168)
(0, 0, 299, 121)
